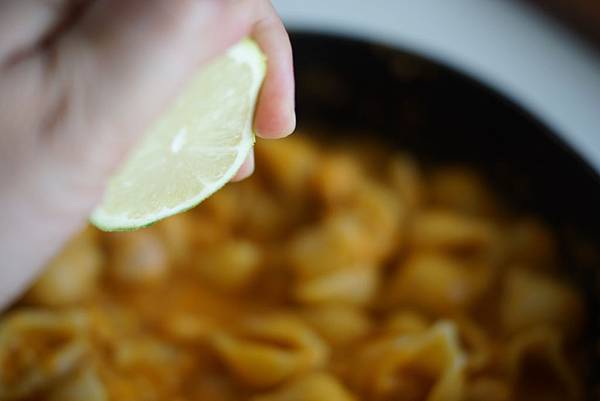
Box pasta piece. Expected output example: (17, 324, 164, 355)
(288, 214, 376, 279)
(454, 316, 493, 372)
(505, 326, 581, 401)
(344, 139, 390, 177)
(185, 372, 241, 401)
(150, 278, 241, 334)
(252, 372, 358, 401)
(86, 303, 197, 398)
(255, 135, 320, 197)
(382, 310, 430, 336)
(505, 218, 558, 268)
(428, 167, 498, 216)
(194, 240, 262, 292)
(236, 185, 292, 241)
(240, 314, 329, 369)
(188, 184, 243, 246)
(0, 310, 88, 400)
(212, 334, 302, 388)
(200, 183, 243, 227)
(251, 261, 295, 305)
(106, 230, 170, 285)
(385, 252, 492, 314)
(84, 302, 142, 347)
(410, 210, 497, 254)
(464, 377, 510, 401)
(312, 152, 364, 205)
(301, 304, 371, 346)
(294, 265, 378, 305)
(101, 337, 194, 400)
(500, 268, 584, 336)
(289, 188, 401, 281)
(353, 321, 466, 401)
(113, 337, 181, 369)
(45, 366, 107, 401)
(212, 314, 328, 388)
(348, 182, 405, 259)
(159, 312, 218, 343)
(388, 153, 424, 211)
(155, 213, 195, 266)
(26, 229, 102, 306)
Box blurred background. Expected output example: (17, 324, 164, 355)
(273, 0, 600, 172)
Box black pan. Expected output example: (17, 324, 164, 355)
(290, 31, 600, 399)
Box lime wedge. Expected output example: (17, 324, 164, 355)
(90, 39, 266, 231)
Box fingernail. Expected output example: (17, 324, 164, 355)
(255, 106, 296, 139)
(274, 108, 296, 138)
(284, 108, 297, 136)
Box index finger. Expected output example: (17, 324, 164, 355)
(250, 0, 295, 139)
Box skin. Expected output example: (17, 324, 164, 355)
(0, 0, 295, 310)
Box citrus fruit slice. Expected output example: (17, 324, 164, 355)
(90, 39, 266, 231)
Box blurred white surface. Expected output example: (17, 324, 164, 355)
(274, 0, 600, 173)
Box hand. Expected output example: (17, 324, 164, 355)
(0, 0, 295, 310)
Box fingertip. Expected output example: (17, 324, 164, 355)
(251, 1, 295, 139)
(231, 150, 255, 182)
(255, 107, 296, 139)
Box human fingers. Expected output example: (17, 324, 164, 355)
(46, 0, 254, 165)
(250, 0, 296, 139)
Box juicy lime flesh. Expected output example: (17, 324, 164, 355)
(91, 40, 264, 231)
(101, 60, 250, 218)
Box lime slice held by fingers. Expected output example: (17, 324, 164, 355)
(90, 39, 266, 232)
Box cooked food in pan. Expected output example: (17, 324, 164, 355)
(0, 133, 586, 401)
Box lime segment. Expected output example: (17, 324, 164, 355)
(91, 39, 266, 231)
